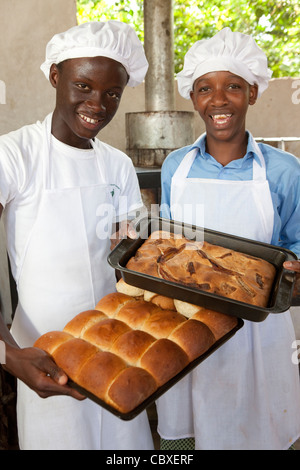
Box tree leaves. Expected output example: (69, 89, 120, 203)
(76, 0, 300, 77)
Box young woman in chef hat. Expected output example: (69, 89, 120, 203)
(156, 27, 300, 450)
(0, 21, 154, 450)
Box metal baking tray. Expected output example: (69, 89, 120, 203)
(108, 217, 297, 322)
(69, 317, 243, 420)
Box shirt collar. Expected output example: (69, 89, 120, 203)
(193, 131, 263, 167)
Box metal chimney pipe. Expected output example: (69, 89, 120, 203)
(125, 0, 194, 169)
(144, 0, 175, 111)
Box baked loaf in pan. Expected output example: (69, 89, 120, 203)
(125, 231, 276, 308)
(34, 291, 238, 415)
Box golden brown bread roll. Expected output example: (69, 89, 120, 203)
(107, 367, 158, 413)
(64, 310, 108, 337)
(116, 299, 158, 329)
(52, 338, 99, 379)
(76, 350, 127, 402)
(95, 292, 132, 317)
(144, 290, 176, 310)
(82, 318, 131, 350)
(110, 329, 156, 365)
(191, 308, 238, 340)
(140, 338, 189, 387)
(142, 309, 187, 339)
(169, 319, 216, 361)
(34, 331, 73, 355)
(126, 231, 276, 308)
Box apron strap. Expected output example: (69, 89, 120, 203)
(172, 133, 267, 182)
(41, 113, 53, 190)
(251, 138, 267, 181)
(172, 134, 204, 181)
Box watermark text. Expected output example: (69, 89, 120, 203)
(0, 80, 6, 104)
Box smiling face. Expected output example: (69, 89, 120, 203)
(190, 71, 258, 150)
(49, 56, 129, 149)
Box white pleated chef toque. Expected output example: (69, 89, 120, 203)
(40, 20, 148, 87)
(177, 27, 272, 99)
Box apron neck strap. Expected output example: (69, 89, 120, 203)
(173, 133, 267, 182)
(251, 139, 267, 181)
(41, 113, 53, 190)
(41, 114, 106, 189)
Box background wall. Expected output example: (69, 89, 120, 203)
(0, 0, 299, 324)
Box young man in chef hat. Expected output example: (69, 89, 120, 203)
(156, 27, 300, 450)
(0, 21, 154, 450)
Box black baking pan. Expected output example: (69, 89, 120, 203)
(69, 317, 243, 420)
(108, 217, 297, 323)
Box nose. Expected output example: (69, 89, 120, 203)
(211, 87, 228, 106)
(86, 91, 106, 112)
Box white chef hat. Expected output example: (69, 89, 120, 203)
(40, 20, 148, 87)
(177, 27, 272, 99)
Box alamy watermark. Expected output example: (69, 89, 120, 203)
(292, 79, 300, 104)
(0, 79, 6, 104)
(97, 199, 205, 243)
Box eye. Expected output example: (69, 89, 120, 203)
(228, 83, 241, 90)
(75, 83, 90, 91)
(197, 85, 211, 94)
(107, 91, 121, 101)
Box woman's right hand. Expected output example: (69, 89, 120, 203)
(3, 344, 85, 400)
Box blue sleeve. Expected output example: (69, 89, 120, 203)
(276, 173, 300, 258)
(160, 159, 172, 219)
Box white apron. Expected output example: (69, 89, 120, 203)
(10, 114, 154, 450)
(156, 136, 300, 449)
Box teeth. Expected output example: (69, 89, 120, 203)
(211, 114, 232, 122)
(79, 114, 100, 124)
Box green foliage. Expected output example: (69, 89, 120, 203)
(76, 0, 300, 77)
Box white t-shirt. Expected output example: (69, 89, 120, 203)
(0, 116, 143, 280)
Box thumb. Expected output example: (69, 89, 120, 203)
(46, 362, 68, 385)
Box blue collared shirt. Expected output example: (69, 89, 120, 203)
(161, 132, 300, 257)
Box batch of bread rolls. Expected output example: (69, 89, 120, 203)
(34, 277, 238, 415)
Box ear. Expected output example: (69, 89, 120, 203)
(249, 84, 258, 105)
(49, 64, 60, 89)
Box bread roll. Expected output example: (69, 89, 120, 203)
(116, 278, 144, 298)
(76, 350, 127, 402)
(34, 331, 73, 355)
(144, 290, 176, 310)
(191, 308, 238, 340)
(64, 310, 108, 337)
(111, 329, 156, 365)
(173, 299, 201, 318)
(142, 309, 186, 339)
(126, 231, 276, 307)
(140, 338, 189, 387)
(169, 319, 215, 361)
(95, 292, 132, 317)
(116, 299, 158, 329)
(107, 367, 158, 413)
(52, 338, 99, 379)
(82, 318, 131, 350)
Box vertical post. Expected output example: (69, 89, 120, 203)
(144, 0, 175, 111)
